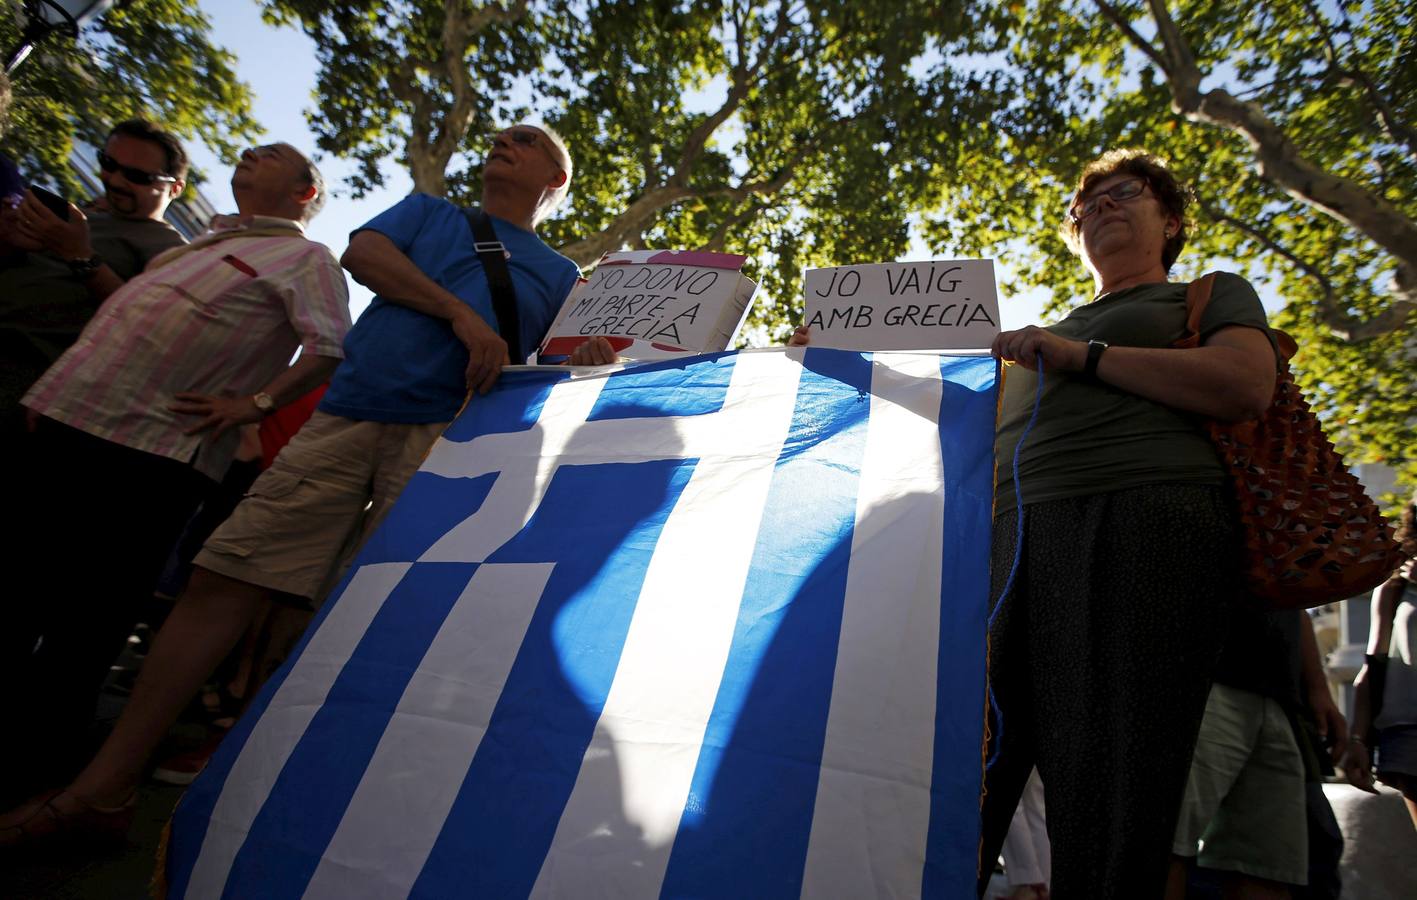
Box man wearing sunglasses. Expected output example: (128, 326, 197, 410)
(0, 119, 188, 451)
(0, 124, 584, 845)
(0, 139, 351, 815)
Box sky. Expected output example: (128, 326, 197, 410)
(185, 1, 1054, 333)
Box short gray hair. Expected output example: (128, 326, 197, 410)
(528, 123, 572, 226)
(277, 142, 326, 222)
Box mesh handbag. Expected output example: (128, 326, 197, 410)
(1176, 273, 1405, 609)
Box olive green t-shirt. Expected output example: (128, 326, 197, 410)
(0, 210, 185, 410)
(994, 272, 1271, 511)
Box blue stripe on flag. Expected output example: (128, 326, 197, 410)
(586, 351, 732, 421)
(441, 367, 570, 443)
(924, 355, 997, 897)
(410, 455, 699, 898)
(166, 561, 400, 898)
(356, 471, 498, 565)
(659, 348, 874, 898)
(217, 562, 479, 899)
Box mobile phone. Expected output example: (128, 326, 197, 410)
(29, 185, 70, 221)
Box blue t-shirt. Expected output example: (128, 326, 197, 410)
(320, 193, 581, 423)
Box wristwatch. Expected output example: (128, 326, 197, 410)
(1083, 339, 1109, 380)
(66, 253, 103, 279)
(252, 392, 276, 416)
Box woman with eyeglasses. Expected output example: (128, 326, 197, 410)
(978, 150, 1279, 897)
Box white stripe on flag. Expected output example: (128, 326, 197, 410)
(302, 562, 555, 899)
(420, 375, 609, 563)
(421, 356, 812, 568)
(529, 351, 803, 898)
(799, 353, 945, 899)
(185, 562, 413, 900)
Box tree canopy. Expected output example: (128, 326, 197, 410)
(270, 0, 1414, 489)
(0, 0, 259, 195)
(262, 0, 1012, 321)
(917, 0, 1414, 490)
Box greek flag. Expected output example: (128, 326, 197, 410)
(165, 348, 997, 899)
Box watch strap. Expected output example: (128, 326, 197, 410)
(67, 253, 103, 278)
(1084, 339, 1109, 379)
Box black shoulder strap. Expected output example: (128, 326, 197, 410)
(462, 206, 525, 364)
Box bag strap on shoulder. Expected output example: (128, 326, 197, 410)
(462, 206, 526, 365)
(1179, 271, 1292, 366)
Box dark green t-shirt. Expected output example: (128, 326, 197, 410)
(0, 210, 185, 410)
(994, 272, 1271, 511)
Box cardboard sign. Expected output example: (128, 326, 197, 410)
(802, 259, 1000, 351)
(539, 250, 758, 360)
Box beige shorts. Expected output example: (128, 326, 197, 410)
(1172, 682, 1308, 885)
(195, 411, 446, 605)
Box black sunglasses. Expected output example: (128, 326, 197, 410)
(495, 128, 562, 169)
(97, 151, 178, 187)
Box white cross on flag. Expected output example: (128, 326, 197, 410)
(165, 348, 998, 899)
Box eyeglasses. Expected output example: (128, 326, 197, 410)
(495, 128, 563, 169)
(1067, 177, 1149, 223)
(97, 151, 178, 187)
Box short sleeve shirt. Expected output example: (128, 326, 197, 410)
(994, 272, 1272, 510)
(318, 194, 582, 424)
(24, 217, 351, 480)
(1376, 586, 1417, 730)
(1214, 606, 1303, 710)
(0, 211, 185, 409)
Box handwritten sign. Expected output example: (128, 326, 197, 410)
(539, 250, 758, 360)
(802, 259, 1000, 351)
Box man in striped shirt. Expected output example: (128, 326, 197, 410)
(0, 126, 584, 844)
(1, 143, 350, 803)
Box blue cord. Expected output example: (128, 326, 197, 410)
(986, 353, 1044, 771)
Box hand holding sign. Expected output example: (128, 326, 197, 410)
(540, 250, 759, 360)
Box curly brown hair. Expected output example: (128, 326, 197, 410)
(1060, 149, 1192, 271)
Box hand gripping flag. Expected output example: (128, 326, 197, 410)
(165, 348, 998, 899)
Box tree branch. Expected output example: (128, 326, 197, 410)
(1299, 0, 1417, 159)
(429, 0, 531, 189)
(1094, 0, 1417, 337)
(1141, 0, 1199, 85)
(387, 59, 446, 194)
(1090, 0, 1171, 75)
(1197, 197, 1413, 342)
(556, 184, 698, 264)
(701, 200, 767, 253)
(672, 3, 795, 186)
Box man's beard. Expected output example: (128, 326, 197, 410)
(104, 185, 138, 215)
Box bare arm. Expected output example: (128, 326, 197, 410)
(342, 229, 508, 394)
(169, 353, 341, 437)
(991, 324, 1275, 422)
(16, 191, 125, 301)
(1300, 612, 1347, 763)
(1342, 569, 1407, 791)
(77, 264, 124, 302)
(1365, 571, 1405, 654)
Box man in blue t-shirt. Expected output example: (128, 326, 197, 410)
(10, 126, 586, 830)
(190, 123, 583, 604)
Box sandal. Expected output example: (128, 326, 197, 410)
(0, 788, 135, 849)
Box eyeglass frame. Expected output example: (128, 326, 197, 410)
(96, 150, 179, 187)
(1066, 176, 1152, 224)
(494, 127, 565, 172)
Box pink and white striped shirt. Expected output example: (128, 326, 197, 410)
(23, 216, 351, 480)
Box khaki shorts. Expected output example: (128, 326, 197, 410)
(195, 411, 446, 605)
(1172, 682, 1308, 885)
